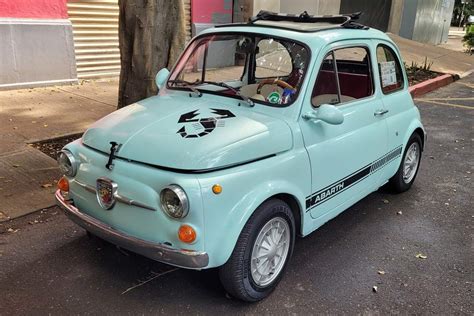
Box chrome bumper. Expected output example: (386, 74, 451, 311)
(55, 190, 209, 269)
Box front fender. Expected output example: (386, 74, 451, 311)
(196, 149, 310, 268)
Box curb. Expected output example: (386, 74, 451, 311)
(409, 74, 456, 98)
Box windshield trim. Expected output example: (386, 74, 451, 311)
(166, 31, 312, 108)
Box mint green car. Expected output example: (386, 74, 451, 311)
(56, 12, 425, 302)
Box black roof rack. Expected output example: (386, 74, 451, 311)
(215, 11, 369, 33)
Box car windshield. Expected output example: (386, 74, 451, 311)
(167, 33, 309, 106)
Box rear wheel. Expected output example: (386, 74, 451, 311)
(389, 133, 422, 192)
(219, 199, 295, 302)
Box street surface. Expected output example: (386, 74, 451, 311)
(1, 76, 473, 314)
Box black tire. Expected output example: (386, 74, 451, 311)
(218, 199, 295, 302)
(389, 133, 422, 193)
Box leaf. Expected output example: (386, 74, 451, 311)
(416, 253, 427, 259)
(378, 270, 386, 275)
(382, 199, 389, 204)
(41, 183, 53, 188)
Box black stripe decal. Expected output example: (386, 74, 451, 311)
(306, 145, 403, 211)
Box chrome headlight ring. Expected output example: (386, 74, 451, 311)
(58, 150, 78, 177)
(160, 184, 189, 219)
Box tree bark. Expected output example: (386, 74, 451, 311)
(118, 0, 186, 108)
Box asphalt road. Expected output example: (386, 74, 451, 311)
(1, 76, 473, 315)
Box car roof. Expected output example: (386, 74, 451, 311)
(200, 11, 392, 47)
(201, 24, 391, 47)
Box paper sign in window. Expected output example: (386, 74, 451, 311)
(380, 61, 397, 87)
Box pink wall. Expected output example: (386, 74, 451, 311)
(0, 0, 68, 19)
(192, 0, 232, 24)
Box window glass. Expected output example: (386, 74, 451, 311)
(255, 39, 292, 78)
(312, 53, 339, 107)
(334, 47, 373, 101)
(312, 46, 373, 107)
(168, 34, 310, 107)
(376, 45, 404, 94)
(178, 37, 246, 83)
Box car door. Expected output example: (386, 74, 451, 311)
(374, 41, 413, 180)
(299, 42, 388, 223)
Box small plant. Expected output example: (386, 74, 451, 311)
(462, 31, 474, 55)
(404, 57, 433, 73)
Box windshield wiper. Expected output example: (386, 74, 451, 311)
(201, 80, 255, 107)
(168, 79, 202, 97)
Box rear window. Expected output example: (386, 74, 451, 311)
(376, 44, 404, 94)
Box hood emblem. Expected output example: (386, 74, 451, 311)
(177, 108, 235, 138)
(96, 177, 117, 210)
(105, 141, 121, 170)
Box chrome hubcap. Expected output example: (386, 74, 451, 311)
(403, 142, 420, 184)
(250, 217, 290, 287)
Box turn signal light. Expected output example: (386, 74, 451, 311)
(212, 184, 222, 195)
(178, 225, 196, 243)
(57, 176, 69, 192)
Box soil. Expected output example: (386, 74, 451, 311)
(30, 133, 83, 160)
(406, 69, 441, 86)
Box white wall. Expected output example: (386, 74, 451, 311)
(280, 0, 341, 15)
(253, 0, 280, 15)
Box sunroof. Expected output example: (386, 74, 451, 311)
(215, 11, 369, 33)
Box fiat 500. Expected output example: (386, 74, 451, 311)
(56, 12, 425, 302)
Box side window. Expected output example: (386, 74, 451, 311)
(333, 47, 373, 101)
(255, 39, 292, 78)
(312, 52, 340, 107)
(312, 46, 373, 107)
(376, 45, 404, 94)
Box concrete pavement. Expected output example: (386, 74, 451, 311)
(0, 74, 472, 315)
(389, 33, 474, 77)
(0, 80, 117, 221)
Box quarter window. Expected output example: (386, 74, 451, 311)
(312, 46, 373, 107)
(376, 45, 404, 94)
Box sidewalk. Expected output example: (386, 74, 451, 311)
(389, 33, 474, 77)
(0, 80, 117, 221)
(438, 27, 467, 53)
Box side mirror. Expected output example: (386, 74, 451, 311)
(155, 68, 170, 90)
(303, 104, 344, 125)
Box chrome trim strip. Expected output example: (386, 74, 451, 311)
(75, 179, 96, 193)
(73, 179, 156, 211)
(55, 190, 209, 269)
(115, 193, 156, 211)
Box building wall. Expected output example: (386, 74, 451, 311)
(387, 0, 404, 34)
(399, 0, 454, 45)
(0, 0, 77, 89)
(280, 0, 340, 15)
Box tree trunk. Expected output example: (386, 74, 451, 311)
(117, 0, 186, 108)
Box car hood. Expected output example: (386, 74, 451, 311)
(82, 94, 293, 171)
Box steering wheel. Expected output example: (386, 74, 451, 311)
(256, 79, 295, 94)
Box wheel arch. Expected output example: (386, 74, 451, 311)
(413, 127, 426, 151)
(271, 193, 303, 237)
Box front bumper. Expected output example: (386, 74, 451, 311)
(55, 190, 209, 269)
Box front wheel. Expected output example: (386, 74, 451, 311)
(389, 133, 422, 192)
(219, 199, 295, 302)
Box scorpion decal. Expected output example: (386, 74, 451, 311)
(177, 108, 236, 138)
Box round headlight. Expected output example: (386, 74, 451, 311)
(160, 185, 189, 218)
(57, 150, 77, 177)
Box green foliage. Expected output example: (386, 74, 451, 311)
(404, 57, 434, 73)
(462, 31, 474, 54)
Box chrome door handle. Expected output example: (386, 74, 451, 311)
(374, 109, 389, 116)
